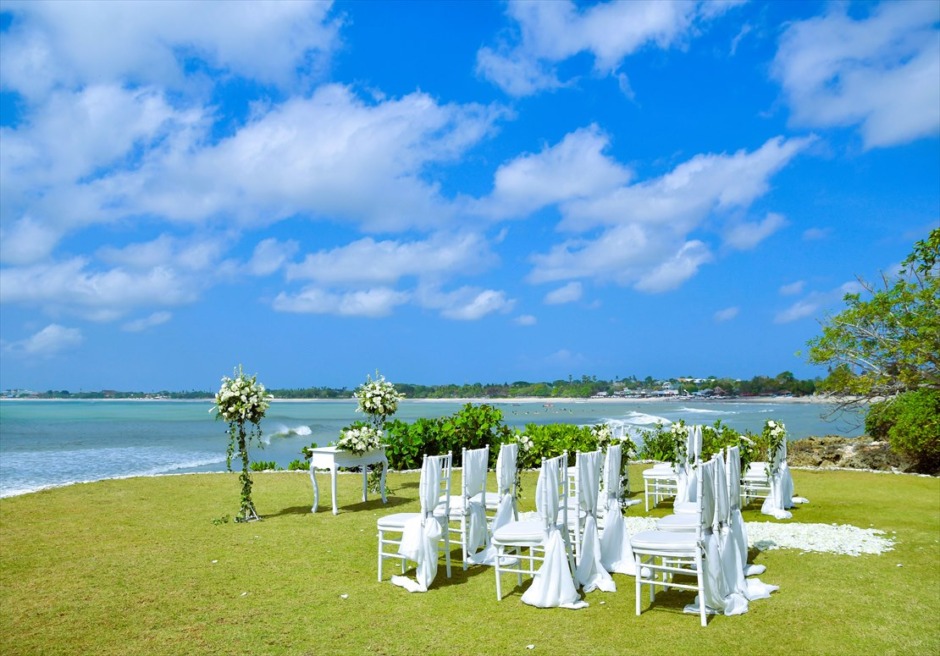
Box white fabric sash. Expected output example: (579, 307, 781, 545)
(392, 456, 443, 593)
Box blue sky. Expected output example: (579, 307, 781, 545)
(1, 0, 938, 392)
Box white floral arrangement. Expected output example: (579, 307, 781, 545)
(670, 420, 689, 467)
(354, 373, 405, 419)
(592, 423, 613, 448)
(763, 419, 787, 474)
(336, 424, 383, 456)
(214, 366, 270, 426)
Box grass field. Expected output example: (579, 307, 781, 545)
(1, 466, 938, 656)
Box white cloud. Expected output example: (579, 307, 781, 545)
(0, 216, 60, 265)
(544, 282, 583, 305)
(416, 286, 515, 321)
(775, 281, 863, 324)
(3, 324, 83, 358)
(248, 238, 299, 277)
(527, 136, 811, 290)
(635, 241, 713, 293)
(477, 0, 741, 96)
(0, 258, 200, 320)
(714, 306, 739, 322)
(122, 311, 172, 333)
(723, 213, 788, 251)
(272, 286, 410, 318)
(477, 125, 631, 219)
(287, 232, 496, 285)
(772, 2, 940, 148)
(90, 85, 504, 233)
(779, 281, 805, 296)
(0, 0, 340, 98)
(515, 314, 537, 326)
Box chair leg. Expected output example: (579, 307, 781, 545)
(461, 515, 468, 570)
(696, 551, 706, 627)
(494, 545, 503, 600)
(377, 529, 383, 582)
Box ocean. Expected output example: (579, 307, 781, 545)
(0, 398, 864, 498)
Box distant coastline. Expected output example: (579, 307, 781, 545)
(1, 394, 852, 405)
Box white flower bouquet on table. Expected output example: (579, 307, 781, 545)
(336, 423, 384, 456)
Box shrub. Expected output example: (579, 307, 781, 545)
(249, 460, 280, 471)
(866, 389, 940, 474)
(637, 422, 676, 461)
(287, 459, 308, 471)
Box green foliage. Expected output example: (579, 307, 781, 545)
(637, 423, 678, 461)
(866, 389, 940, 474)
(286, 459, 308, 471)
(808, 228, 939, 403)
(384, 417, 442, 470)
(514, 423, 597, 469)
(700, 420, 745, 462)
(249, 460, 281, 471)
(383, 403, 512, 469)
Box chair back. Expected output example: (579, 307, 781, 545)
(536, 453, 568, 534)
(421, 453, 452, 523)
(725, 446, 742, 511)
(695, 457, 718, 538)
(602, 443, 623, 507)
(576, 449, 603, 518)
(461, 446, 489, 503)
(496, 442, 518, 497)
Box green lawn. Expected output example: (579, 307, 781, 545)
(1, 466, 938, 656)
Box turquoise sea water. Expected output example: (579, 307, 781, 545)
(0, 399, 863, 498)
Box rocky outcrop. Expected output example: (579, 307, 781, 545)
(788, 436, 910, 472)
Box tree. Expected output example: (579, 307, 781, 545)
(806, 229, 939, 472)
(807, 228, 939, 407)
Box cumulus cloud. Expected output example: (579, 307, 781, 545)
(723, 213, 788, 251)
(272, 286, 410, 318)
(3, 324, 83, 358)
(515, 314, 537, 326)
(544, 282, 583, 305)
(287, 232, 496, 285)
(477, 0, 742, 96)
(248, 238, 299, 276)
(0, 0, 341, 98)
(0, 258, 200, 320)
(475, 125, 631, 219)
(526, 135, 811, 291)
(772, 2, 940, 148)
(416, 286, 516, 320)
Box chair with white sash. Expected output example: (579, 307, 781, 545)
(631, 456, 717, 626)
(445, 446, 489, 569)
(484, 442, 519, 525)
(492, 453, 585, 608)
(599, 443, 638, 575)
(377, 453, 452, 592)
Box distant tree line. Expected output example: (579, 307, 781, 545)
(12, 371, 817, 400)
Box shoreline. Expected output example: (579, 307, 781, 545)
(1, 394, 853, 405)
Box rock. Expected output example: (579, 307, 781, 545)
(788, 436, 911, 472)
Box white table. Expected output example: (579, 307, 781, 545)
(308, 446, 388, 515)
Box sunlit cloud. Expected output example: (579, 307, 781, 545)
(2, 324, 83, 358)
(772, 2, 940, 148)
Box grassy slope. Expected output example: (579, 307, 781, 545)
(1, 466, 938, 656)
